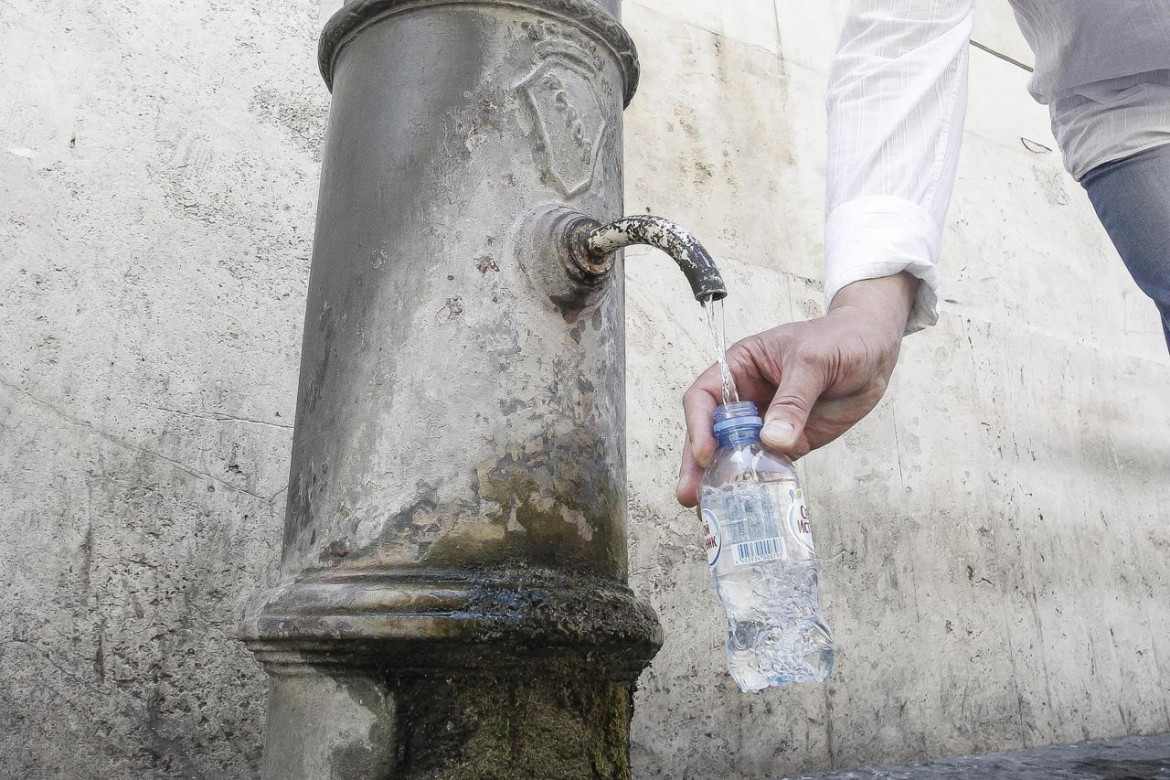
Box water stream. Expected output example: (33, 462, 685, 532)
(702, 297, 740, 407)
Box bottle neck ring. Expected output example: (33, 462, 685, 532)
(713, 401, 763, 448)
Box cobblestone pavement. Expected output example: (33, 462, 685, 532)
(794, 733, 1170, 779)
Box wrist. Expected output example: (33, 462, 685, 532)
(827, 272, 919, 340)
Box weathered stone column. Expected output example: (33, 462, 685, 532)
(240, 1, 661, 776)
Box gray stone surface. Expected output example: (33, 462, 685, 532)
(1, 0, 1168, 778)
(0, 0, 321, 776)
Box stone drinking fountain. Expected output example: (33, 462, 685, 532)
(239, 1, 726, 776)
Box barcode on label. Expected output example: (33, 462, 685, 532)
(732, 537, 783, 565)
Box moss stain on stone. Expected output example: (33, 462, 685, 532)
(420, 430, 623, 577)
(393, 660, 634, 779)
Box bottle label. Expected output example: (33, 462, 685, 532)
(701, 508, 721, 566)
(731, 535, 784, 566)
(703, 485, 805, 567)
(787, 488, 815, 555)
(724, 489, 785, 567)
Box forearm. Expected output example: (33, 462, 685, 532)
(828, 272, 920, 343)
(824, 0, 975, 332)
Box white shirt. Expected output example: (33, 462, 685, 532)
(824, 0, 1170, 332)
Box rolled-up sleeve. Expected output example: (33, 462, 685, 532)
(825, 0, 976, 333)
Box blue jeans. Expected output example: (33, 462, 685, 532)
(1082, 144, 1170, 352)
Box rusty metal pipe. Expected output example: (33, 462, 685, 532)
(584, 215, 727, 301)
(539, 210, 727, 305)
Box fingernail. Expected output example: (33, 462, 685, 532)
(761, 420, 795, 448)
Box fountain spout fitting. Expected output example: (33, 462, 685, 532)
(564, 214, 727, 302)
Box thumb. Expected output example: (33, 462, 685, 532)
(761, 360, 824, 453)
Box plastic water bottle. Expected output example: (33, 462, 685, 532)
(699, 401, 835, 691)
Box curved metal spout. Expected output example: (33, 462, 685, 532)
(583, 216, 727, 302)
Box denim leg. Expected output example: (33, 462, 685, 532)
(1081, 144, 1170, 353)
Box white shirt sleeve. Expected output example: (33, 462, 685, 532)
(824, 0, 976, 333)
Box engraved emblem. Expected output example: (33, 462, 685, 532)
(515, 21, 608, 198)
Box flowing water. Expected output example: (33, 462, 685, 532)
(703, 297, 740, 406)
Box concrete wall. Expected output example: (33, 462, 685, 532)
(1, 0, 1167, 777)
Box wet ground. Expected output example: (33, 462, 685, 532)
(795, 733, 1170, 779)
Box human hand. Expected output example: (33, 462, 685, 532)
(676, 272, 919, 508)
